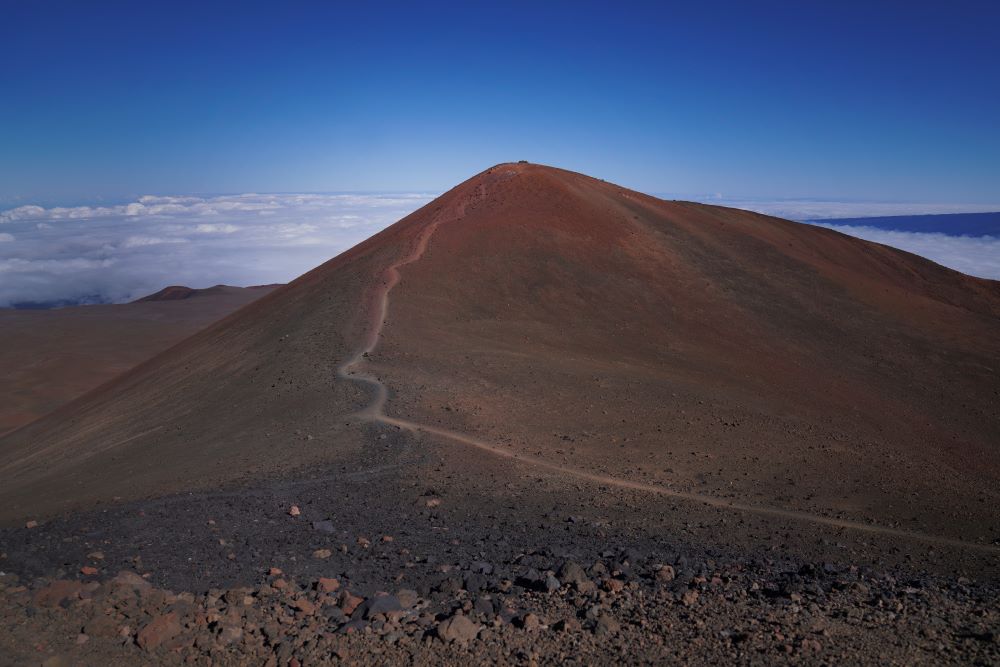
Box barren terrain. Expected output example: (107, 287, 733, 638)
(0, 285, 277, 437)
(0, 164, 997, 664)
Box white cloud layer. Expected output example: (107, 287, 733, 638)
(811, 224, 1000, 281)
(694, 198, 1000, 280)
(702, 199, 1000, 221)
(0, 193, 433, 307)
(1, 193, 996, 307)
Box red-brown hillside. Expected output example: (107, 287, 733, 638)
(0, 284, 278, 437)
(1, 163, 998, 552)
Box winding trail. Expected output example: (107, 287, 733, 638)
(336, 211, 1000, 556)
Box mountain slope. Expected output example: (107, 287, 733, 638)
(0, 285, 278, 437)
(1, 163, 998, 551)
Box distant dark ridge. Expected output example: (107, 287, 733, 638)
(135, 283, 284, 302)
(2, 284, 285, 309)
(808, 211, 1000, 237)
(7, 296, 112, 310)
(136, 285, 200, 302)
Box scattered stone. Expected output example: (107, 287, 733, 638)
(341, 593, 364, 616)
(553, 617, 582, 633)
(25, 520, 38, 529)
(474, 596, 496, 616)
(468, 561, 491, 575)
(312, 520, 336, 533)
(219, 625, 243, 645)
(85, 615, 119, 638)
(294, 598, 316, 615)
(396, 589, 419, 609)
(288, 505, 301, 517)
(519, 612, 542, 631)
(339, 619, 368, 634)
(362, 594, 403, 618)
(801, 638, 823, 654)
(316, 577, 340, 593)
(111, 570, 152, 592)
(4, 490, 996, 665)
(33, 580, 83, 607)
(323, 606, 347, 624)
(604, 578, 625, 593)
(313, 549, 332, 559)
(594, 614, 621, 636)
(464, 572, 487, 593)
(558, 561, 588, 585)
(435, 577, 463, 595)
(437, 613, 481, 644)
(137, 612, 181, 650)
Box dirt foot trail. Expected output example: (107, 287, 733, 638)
(335, 197, 1000, 556)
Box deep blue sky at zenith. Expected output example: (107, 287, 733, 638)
(1, 1, 998, 205)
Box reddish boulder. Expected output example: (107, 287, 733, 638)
(340, 592, 364, 616)
(33, 580, 83, 607)
(137, 612, 181, 650)
(316, 577, 340, 593)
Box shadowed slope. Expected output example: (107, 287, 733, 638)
(1, 164, 998, 553)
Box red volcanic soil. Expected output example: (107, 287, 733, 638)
(373, 166, 1000, 547)
(1, 162, 998, 563)
(0, 285, 278, 436)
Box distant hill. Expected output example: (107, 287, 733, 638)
(135, 283, 281, 302)
(809, 211, 1000, 236)
(9, 296, 113, 310)
(0, 284, 279, 436)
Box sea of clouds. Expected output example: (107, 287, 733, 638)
(0, 193, 433, 307)
(1, 193, 998, 308)
(709, 199, 1000, 281)
(707, 199, 1000, 222)
(809, 223, 1000, 280)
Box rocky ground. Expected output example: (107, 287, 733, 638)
(4, 164, 1000, 665)
(1, 537, 998, 666)
(1, 425, 998, 665)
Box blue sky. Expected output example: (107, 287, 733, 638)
(2, 1, 998, 205)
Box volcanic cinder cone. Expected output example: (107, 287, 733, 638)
(1, 163, 998, 555)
